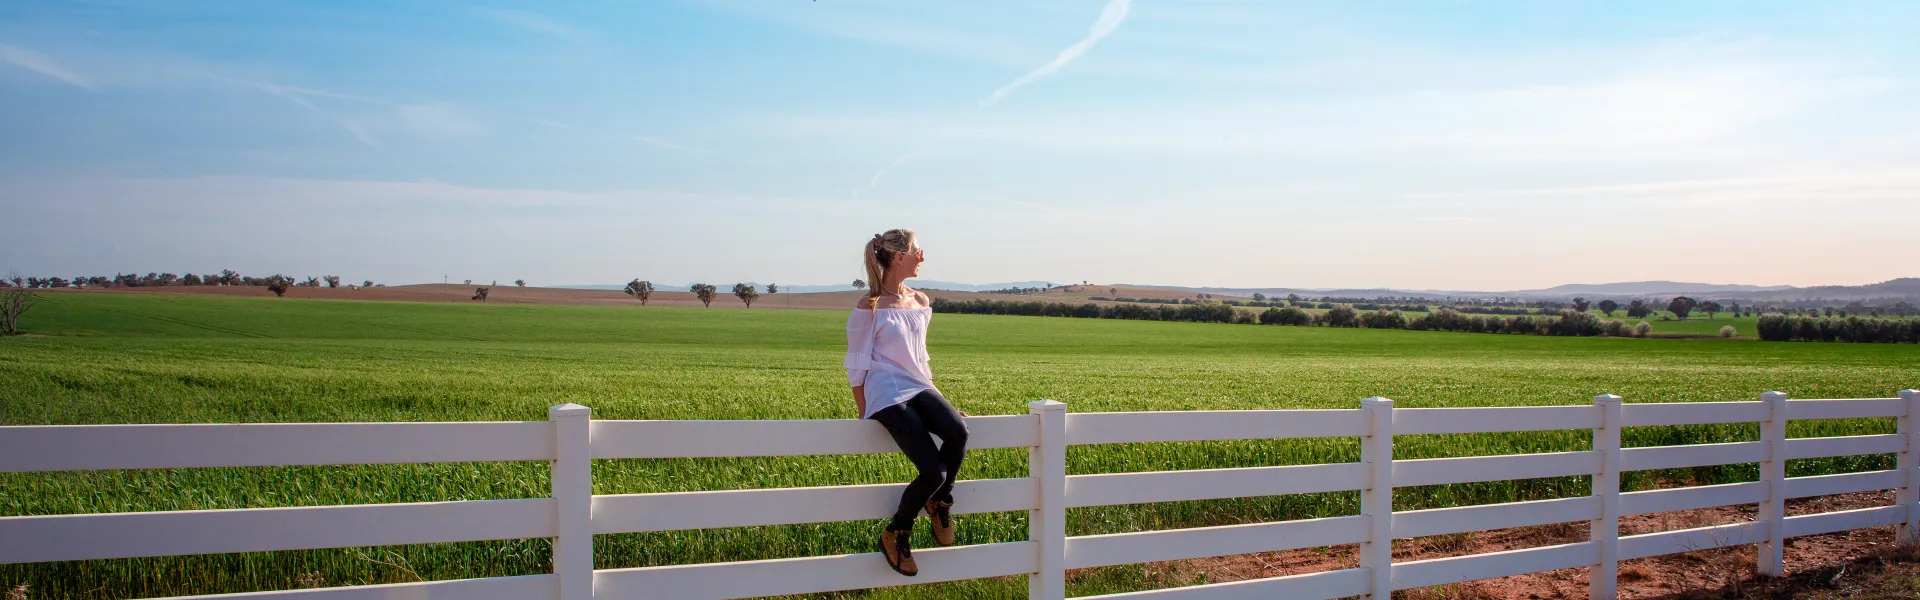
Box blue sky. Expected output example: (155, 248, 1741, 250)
(3, 0, 1917, 290)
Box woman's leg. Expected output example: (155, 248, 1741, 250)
(869, 402, 947, 531)
(904, 390, 969, 502)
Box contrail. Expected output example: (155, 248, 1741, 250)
(851, 135, 938, 200)
(853, 0, 1132, 199)
(978, 0, 1131, 107)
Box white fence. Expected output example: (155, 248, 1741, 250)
(4, 390, 1918, 600)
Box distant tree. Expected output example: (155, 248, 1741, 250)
(733, 283, 760, 308)
(219, 269, 240, 285)
(324, 275, 341, 288)
(1597, 299, 1619, 317)
(183, 273, 203, 286)
(1110, 287, 1118, 297)
(691, 283, 717, 307)
(472, 287, 489, 301)
(1571, 297, 1591, 313)
(1698, 300, 1722, 319)
(1, 273, 37, 335)
(1323, 305, 1360, 327)
(515, 279, 526, 287)
(1252, 293, 1266, 302)
(1626, 299, 1651, 318)
(1667, 296, 1697, 320)
(300, 276, 320, 287)
(47, 277, 68, 288)
(766, 283, 778, 294)
(464, 279, 472, 285)
(852, 279, 866, 290)
(362, 280, 374, 288)
(266, 275, 293, 297)
(625, 279, 655, 305)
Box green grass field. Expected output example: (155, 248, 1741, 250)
(3, 293, 1917, 599)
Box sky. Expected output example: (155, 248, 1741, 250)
(2, 0, 1917, 291)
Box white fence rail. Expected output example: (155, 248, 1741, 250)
(4, 390, 1918, 599)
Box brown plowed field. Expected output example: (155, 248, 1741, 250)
(50, 284, 1062, 310)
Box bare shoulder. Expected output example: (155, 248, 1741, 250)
(855, 295, 874, 309)
(914, 290, 932, 306)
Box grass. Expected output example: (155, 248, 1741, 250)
(2, 293, 1917, 599)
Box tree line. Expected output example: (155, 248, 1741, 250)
(13, 271, 379, 291)
(1756, 314, 1920, 343)
(931, 298, 1653, 338)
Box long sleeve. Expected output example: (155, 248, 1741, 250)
(844, 309, 873, 386)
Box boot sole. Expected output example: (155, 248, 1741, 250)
(878, 534, 917, 577)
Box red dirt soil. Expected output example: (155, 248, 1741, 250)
(1075, 491, 1914, 599)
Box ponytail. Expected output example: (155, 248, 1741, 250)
(863, 235, 887, 299)
(862, 229, 915, 298)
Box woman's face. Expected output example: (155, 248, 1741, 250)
(892, 244, 924, 278)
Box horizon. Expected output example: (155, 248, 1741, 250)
(4, 1, 1918, 290)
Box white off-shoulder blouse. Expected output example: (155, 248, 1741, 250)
(844, 307, 935, 419)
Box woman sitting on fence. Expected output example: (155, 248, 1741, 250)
(846, 228, 969, 577)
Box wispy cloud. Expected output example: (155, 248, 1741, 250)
(532, 118, 577, 130)
(476, 7, 585, 40)
(0, 44, 97, 90)
(225, 78, 383, 148)
(1401, 170, 1920, 207)
(397, 102, 489, 136)
(851, 135, 939, 200)
(635, 136, 706, 153)
(978, 0, 1132, 107)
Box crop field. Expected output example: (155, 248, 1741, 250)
(3, 293, 1917, 599)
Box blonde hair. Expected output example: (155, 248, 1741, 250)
(863, 229, 916, 298)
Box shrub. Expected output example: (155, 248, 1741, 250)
(1546, 310, 1602, 336)
(1601, 320, 1629, 337)
(1720, 325, 1736, 338)
(1633, 322, 1652, 338)
(1323, 305, 1359, 327)
(1259, 306, 1311, 326)
(1233, 311, 1255, 325)
(1360, 310, 1407, 329)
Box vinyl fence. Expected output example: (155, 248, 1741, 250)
(4, 390, 1918, 600)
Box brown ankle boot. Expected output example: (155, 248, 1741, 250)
(925, 499, 955, 546)
(879, 528, 917, 576)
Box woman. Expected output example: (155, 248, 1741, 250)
(845, 229, 968, 577)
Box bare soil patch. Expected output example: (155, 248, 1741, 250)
(1074, 491, 1914, 599)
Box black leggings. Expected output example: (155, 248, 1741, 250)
(869, 389, 969, 531)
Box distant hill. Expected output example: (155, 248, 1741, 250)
(1724, 278, 1920, 301)
(554, 278, 1918, 302)
(1510, 281, 1794, 297)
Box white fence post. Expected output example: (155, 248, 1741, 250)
(1899, 389, 1919, 547)
(550, 403, 594, 600)
(1758, 391, 1787, 577)
(1359, 397, 1395, 599)
(1029, 399, 1068, 600)
(1591, 394, 1623, 600)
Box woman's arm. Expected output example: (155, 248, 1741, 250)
(846, 296, 876, 418)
